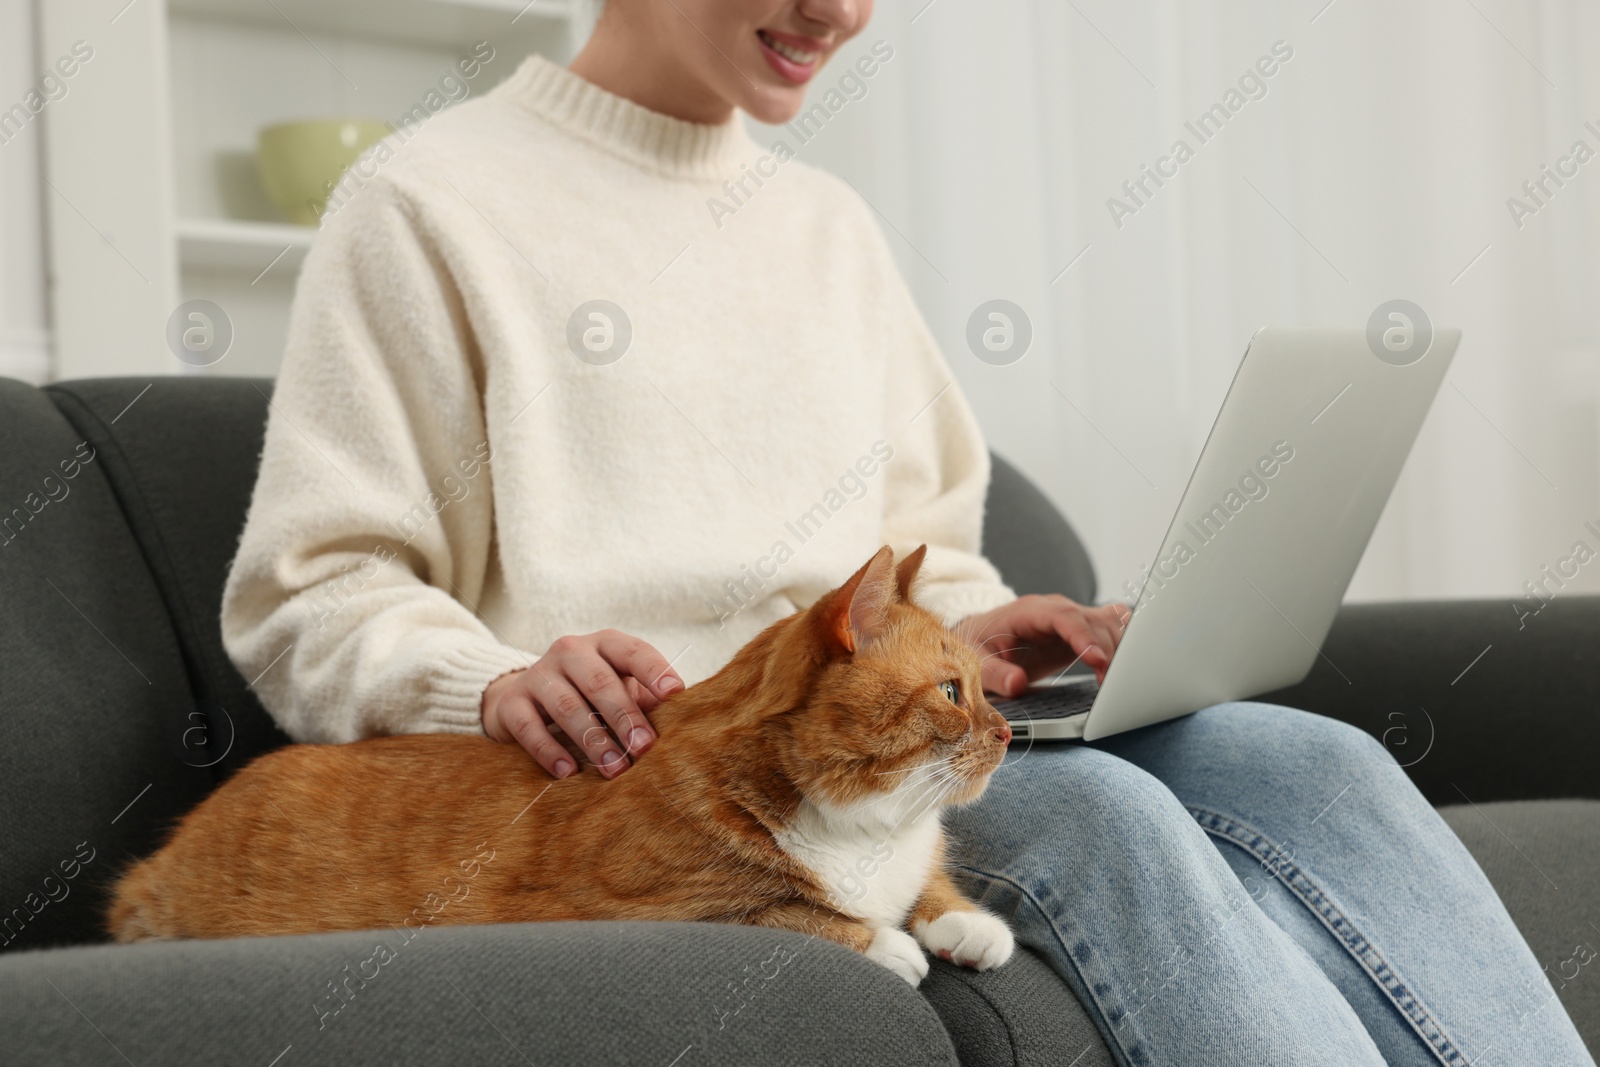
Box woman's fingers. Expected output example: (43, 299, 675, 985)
(958, 597, 1135, 690)
(595, 629, 683, 700)
(480, 631, 686, 780)
(565, 647, 656, 757)
(980, 656, 1029, 698)
(1061, 603, 1133, 681)
(526, 665, 632, 779)
(1097, 603, 1132, 655)
(1047, 609, 1112, 682)
(624, 676, 660, 715)
(1081, 612, 1119, 662)
(495, 692, 578, 779)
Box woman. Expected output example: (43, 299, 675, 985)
(221, 0, 1594, 1063)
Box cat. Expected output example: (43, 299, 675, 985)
(108, 544, 1016, 986)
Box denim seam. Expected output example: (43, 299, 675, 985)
(1187, 805, 1469, 1067)
(953, 861, 1143, 1067)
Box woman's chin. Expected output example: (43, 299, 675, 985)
(739, 88, 813, 127)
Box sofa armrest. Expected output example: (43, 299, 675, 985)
(922, 949, 1113, 1066)
(1258, 596, 1600, 806)
(0, 921, 959, 1067)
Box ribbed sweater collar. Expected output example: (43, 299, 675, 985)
(496, 55, 756, 180)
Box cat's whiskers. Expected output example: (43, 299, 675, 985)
(886, 757, 951, 790)
(915, 766, 970, 822)
(964, 629, 1022, 652)
(872, 757, 945, 777)
(876, 760, 953, 810)
(893, 774, 957, 835)
(901, 772, 950, 819)
(921, 751, 979, 809)
(827, 758, 953, 834)
(885, 761, 960, 832)
(932, 764, 964, 804)
(800, 755, 947, 831)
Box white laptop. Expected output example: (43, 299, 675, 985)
(994, 324, 1460, 742)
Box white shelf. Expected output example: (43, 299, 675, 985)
(178, 217, 316, 273)
(40, 0, 593, 378)
(169, 0, 578, 50)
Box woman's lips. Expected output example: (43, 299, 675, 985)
(756, 28, 823, 85)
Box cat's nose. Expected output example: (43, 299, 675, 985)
(979, 705, 1011, 745)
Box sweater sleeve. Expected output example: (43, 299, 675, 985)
(867, 220, 1018, 627)
(220, 182, 537, 744)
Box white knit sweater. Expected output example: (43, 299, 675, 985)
(221, 55, 1015, 744)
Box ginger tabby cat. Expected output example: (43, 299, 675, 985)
(108, 545, 1016, 986)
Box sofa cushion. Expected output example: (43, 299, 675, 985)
(0, 378, 208, 952)
(983, 453, 1097, 606)
(0, 920, 959, 1067)
(922, 947, 1113, 1066)
(44, 377, 287, 774)
(1440, 800, 1600, 1050)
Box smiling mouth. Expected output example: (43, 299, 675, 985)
(758, 30, 820, 64)
(756, 29, 823, 84)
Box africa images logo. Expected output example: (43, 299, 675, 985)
(966, 300, 1033, 366)
(1123, 441, 1296, 606)
(566, 300, 632, 365)
(1106, 40, 1295, 229)
(1365, 300, 1433, 366)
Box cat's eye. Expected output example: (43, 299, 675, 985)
(939, 680, 960, 704)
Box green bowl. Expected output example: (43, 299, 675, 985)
(257, 119, 391, 226)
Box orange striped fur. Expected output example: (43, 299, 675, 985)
(107, 546, 1016, 983)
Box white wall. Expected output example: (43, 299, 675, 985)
(0, 0, 51, 383)
(752, 0, 1600, 605)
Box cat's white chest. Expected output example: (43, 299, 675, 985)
(775, 800, 942, 929)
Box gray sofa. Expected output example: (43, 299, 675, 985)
(1, 375, 1595, 1065)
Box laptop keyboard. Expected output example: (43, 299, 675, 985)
(992, 679, 1099, 722)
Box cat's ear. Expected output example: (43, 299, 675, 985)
(821, 546, 897, 654)
(895, 544, 928, 603)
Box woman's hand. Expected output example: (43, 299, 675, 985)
(955, 595, 1132, 698)
(481, 630, 684, 780)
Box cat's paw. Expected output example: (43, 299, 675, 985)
(914, 910, 1015, 971)
(865, 926, 929, 986)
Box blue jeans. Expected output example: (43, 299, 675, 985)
(943, 702, 1595, 1066)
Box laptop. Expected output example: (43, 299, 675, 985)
(994, 325, 1460, 743)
